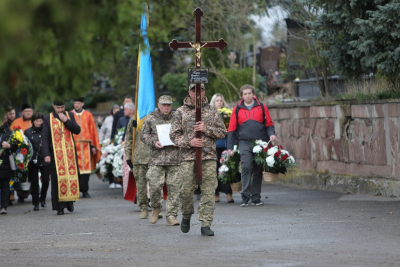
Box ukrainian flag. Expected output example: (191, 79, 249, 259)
(136, 4, 155, 131)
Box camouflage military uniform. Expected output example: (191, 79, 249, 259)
(141, 109, 181, 221)
(125, 117, 149, 212)
(170, 95, 227, 228)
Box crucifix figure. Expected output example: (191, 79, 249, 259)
(169, 7, 227, 185)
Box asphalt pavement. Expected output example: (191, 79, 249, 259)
(1, 175, 399, 267)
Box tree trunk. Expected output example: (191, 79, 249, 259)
(322, 67, 330, 96)
(252, 31, 256, 88)
(314, 67, 326, 97)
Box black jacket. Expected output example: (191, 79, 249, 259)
(42, 111, 81, 168)
(25, 126, 49, 167)
(111, 108, 124, 140)
(0, 123, 18, 175)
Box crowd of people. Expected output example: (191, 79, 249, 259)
(0, 83, 276, 236)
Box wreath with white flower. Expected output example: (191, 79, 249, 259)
(96, 127, 125, 182)
(218, 145, 241, 184)
(252, 140, 296, 174)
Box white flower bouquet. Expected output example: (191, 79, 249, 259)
(96, 128, 125, 182)
(252, 139, 296, 181)
(218, 145, 241, 184)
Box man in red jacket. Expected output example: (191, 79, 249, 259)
(227, 84, 277, 207)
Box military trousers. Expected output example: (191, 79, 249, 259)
(132, 164, 149, 212)
(147, 165, 181, 219)
(179, 160, 217, 228)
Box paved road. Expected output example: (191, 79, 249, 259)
(1, 175, 399, 267)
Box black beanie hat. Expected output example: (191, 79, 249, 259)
(21, 104, 32, 111)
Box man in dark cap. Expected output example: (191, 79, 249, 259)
(10, 104, 33, 133)
(42, 99, 81, 215)
(170, 83, 227, 236)
(71, 97, 101, 198)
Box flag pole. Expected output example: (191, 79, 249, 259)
(131, 48, 140, 163)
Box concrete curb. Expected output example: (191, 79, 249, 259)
(268, 169, 400, 197)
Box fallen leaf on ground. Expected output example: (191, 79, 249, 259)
(104, 250, 111, 252)
(387, 212, 393, 215)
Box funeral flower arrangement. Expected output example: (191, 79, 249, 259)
(218, 107, 232, 129)
(0, 127, 24, 164)
(96, 128, 125, 181)
(14, 133, 33, 188)
(218, 145, 241, 184)
(252, 140, 296, 174)
(0, 128, 33, 189)
(97, 138, 114, 181)
(111, 128, 124, 178)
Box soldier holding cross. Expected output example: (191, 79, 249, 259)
(169, 83, 227, 236)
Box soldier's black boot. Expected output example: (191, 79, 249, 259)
(201, 227, 214, 236)
(181, 218, 191, 233)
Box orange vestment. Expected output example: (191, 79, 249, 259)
(71, 110, 101, 174)
(10, 117, 32, 133)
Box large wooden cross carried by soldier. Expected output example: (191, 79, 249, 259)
(169, 7, 227, 185)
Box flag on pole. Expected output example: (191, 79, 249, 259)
(136, 4, 155, 131)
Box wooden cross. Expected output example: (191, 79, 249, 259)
(169, 7, 227, 185)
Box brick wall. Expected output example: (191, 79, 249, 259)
(269, 100, 400, 180)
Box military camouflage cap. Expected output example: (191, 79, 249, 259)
(158, 95, 173, 104)
(188, 83, 205, 90)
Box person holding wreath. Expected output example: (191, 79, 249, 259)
(210, 93, 234, 203)
(227, 84, 276, 207)
(0, 119, 18, 214)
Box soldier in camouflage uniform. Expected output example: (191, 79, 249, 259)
(170, 84, 227, 236)
(125, 117, 150, 219)
(141, 95, 181, 226)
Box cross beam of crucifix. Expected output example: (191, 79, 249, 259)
(169, 7, 227, 185)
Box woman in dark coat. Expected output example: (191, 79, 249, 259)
(0, 120, 18, 214)
(25, 112, 49, 211)
(210, 93, 234, 203)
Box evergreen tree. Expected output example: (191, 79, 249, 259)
(310, 0, 400, 88)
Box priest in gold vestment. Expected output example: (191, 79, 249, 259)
(42, 100, 81, 215)
(71, 98, 101, 198)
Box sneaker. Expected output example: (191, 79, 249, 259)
(1, 208, 7, 214)
(252, 199, 264, 206)
(240, 197, 249, 207)
(109, 183, 116, 189)
(201, 226, 215, 236)
(115, 183, 122, 189)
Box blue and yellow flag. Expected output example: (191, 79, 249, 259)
(136, 4, 155, 131)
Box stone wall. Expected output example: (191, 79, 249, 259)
(268, 100, 400, 196)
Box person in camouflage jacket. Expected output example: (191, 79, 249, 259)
(140, 95, 181, 226)
(125, 117, 150, 219)
(169, 84, 227, 236)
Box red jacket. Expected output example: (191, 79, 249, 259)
(227, 97, 275, 150)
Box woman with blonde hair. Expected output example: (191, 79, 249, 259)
(210, 93, 234, 203)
